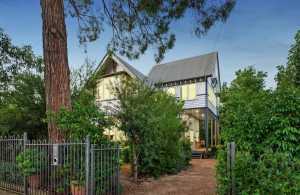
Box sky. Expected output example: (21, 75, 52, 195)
(0, 0, 299, 88)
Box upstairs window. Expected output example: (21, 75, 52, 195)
(181, 83, 196, 100)
(96, 77, 117, 100)
(166, 87, 176, 96)
(208, 84, 217, 106)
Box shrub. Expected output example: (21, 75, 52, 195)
(180, 138, 192, 168)
(0, 162, 23, 184)
(52, 90, 112, 144)
(16, 148, 47, 176)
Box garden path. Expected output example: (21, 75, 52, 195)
(0, 190, 16, 195)
(121, 159, 216, 195)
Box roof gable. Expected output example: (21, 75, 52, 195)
(94, 53, 147, 81)
(148, 52, 218, 83)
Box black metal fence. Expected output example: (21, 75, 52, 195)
(0, 133, 120, 195)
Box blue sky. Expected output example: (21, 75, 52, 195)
(0, 0, 299, 88)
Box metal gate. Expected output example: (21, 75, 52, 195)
(0, 133, 120, 195)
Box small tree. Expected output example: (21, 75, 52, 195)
(50, 59, 111, 143)
(70, 58, 97, 99)
(114, 80, 190, 181)
(54, 90, 112, 144)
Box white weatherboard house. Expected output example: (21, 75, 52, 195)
(93, 52, 220, 152)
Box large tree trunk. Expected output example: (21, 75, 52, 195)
(41, 0, 71, 142)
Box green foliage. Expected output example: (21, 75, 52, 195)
(276, 30, 300, 87)
(0, 28, 46, 138)
(236, 152, 300, 194)
(66, 0, 235, 62)
(265, 86, 300, 156)
(220, 67, 270, 154)
(0, 162, 23, 184)
(217, 65, 300, 194)
(16, 148, 47, 176)
(218, 150, 300, 195)
(216, 147, 229, 195)
(94, 147, 120, 194)
(53, 90, 112, 144)
(120, 145, 131, 165)
(114, 80, 191, 178)
(70, 58, 96, 99)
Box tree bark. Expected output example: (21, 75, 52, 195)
(41, 0, 71, 142)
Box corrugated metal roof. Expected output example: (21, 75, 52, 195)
(148, 52, 218, 83)
(94, 53, 147, 81)
(112, 54, 147, 81)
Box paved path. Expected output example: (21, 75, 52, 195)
(121, 159, 216, 195)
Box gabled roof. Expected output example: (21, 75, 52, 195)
(148, 52, 218, 83)
(94, 53, 147, 81)
(112, 54, 147, 81)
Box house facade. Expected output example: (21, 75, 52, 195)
(93, 52, 220, 151)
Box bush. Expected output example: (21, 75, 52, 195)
(218, 150, 300, 194)
(0, 162, 23, 184)
(181, 139, 192, 167)
(52, 90, 112, 144)
(16, 148, 47, 176)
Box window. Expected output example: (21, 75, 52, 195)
(198, 82, 205, 94)
(181, 83, 196, 100)
(96, 80, 103, 100)
(166, 87, 176, 96)
(208, 84, 217, 106)
(96, 77, 117, 100)
(189, 83, 196, 99)
(182, 85, 188, 100)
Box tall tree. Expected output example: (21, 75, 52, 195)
(41, 0, 71, 141)
(0, 28, 46, 138)
(67, 0, 236, 62)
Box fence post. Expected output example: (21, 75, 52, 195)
(117, 144, 120, 195)
(227, 142, 236, 195)
(85, 135, 91, 195)
(90, 144, 95, 195)
(23, 132, 28, 195)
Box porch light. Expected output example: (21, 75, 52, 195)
(201, 113, 205, 119)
